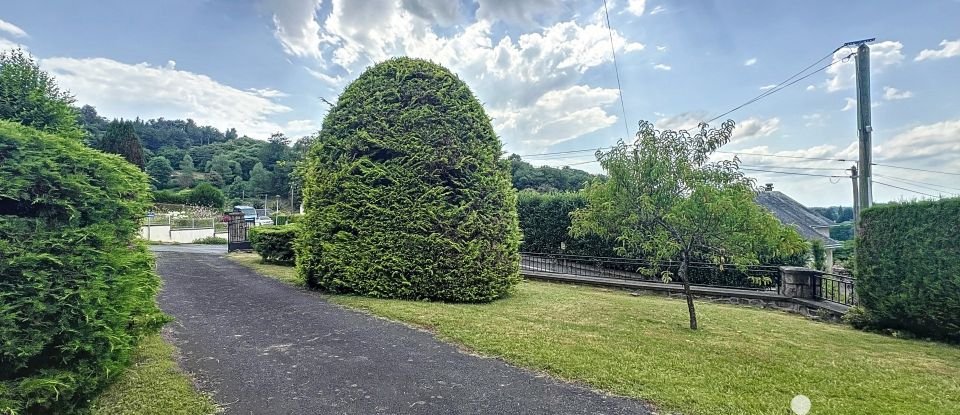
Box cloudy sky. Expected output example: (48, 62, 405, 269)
(3, 0, 959, 206)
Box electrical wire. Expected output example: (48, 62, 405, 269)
(873, 174, 960, 195)
(872, 163, 960, 177)
(873, 181, 938, 198)
(739, 167, 846, 178)
(602, 0, 631, 139)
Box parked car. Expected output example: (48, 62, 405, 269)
(233, 205, 257, 222)
(255, 216, 274, 226)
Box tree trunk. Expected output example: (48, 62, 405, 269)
(679, 251, 698, 330)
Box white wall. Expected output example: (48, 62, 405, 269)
(141, 225, 227, 244)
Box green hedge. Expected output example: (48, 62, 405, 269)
(249, 224, 298, 265)
(856, 199, 960, 342)
(0, 121, 166, 413)
(297, 57, 521, 302)
(517, 190, 616, 256)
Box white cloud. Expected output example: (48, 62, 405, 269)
(875, 119, 960, 165)
(655, 111, 707, 131)
(0, 19, 27, 38)
(759, 84, 777, 91)
(841, 97, 856, 111)
(731, 117, 780, 142)
(304, 66, 344, 86)
(744, 57, 757, 66)
(475, 0, 568, 25)
(653, 63, 671, 71)
(802, 112, 826, 127)
(41, 57, 303, 138)
(825, 41, 904, 92)
(402, 0, 461, 25)
(656, 45, 667, 51)
(805, 84, 816, 91)
(915, 39, 960, 61)
(282, 119, 320, 137)
(248, 87, 289, 98)
(626, 0, 646, 16)
(882, 86, 913, 101)
(0, 37, 27, 51)
(264, 0, 324, 60)
(649, 5, 666, 15)
(490, 85, 620, 151)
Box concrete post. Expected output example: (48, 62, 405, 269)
(779, 266, 818, 300)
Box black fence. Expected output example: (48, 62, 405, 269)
(520, 252, 782, 291)
(811, 272, 857, 306)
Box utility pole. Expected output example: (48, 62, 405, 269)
(850, 38, 875, 211)
(850, 165, 860, 224)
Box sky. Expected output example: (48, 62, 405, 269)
(2, 0, 959, 207)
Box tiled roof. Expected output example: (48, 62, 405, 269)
(755, 190, 842, 248)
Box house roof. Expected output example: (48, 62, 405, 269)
(754, 190, 842, 248)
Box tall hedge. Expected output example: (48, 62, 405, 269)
(0, 121, 165, 413)
(516, 190, 616, 256)
(856, 199, 960, 342)
(297, 57, 520, 302)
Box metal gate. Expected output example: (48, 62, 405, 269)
(227, 212, 252, 252)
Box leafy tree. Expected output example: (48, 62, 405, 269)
(0, 49, 82, 139)
(145, 156, 173, 187)
(206, 154, 236, 184)
(99, 119, 146, 168)
(298, 57, 520, 302)
(259, 132, 290, 170)
(228, 176, 250, 198)
(178, 153, 195, 188)
(208, 170, 225, 188)
(811, 240, 827, 271)
(186, 182, 225, 208)
(249, 161, 273, 195)
(571, 120, 807, 329)
(507, 154, 594, 192)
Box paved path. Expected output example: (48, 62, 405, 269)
(153, 245, 655, 415)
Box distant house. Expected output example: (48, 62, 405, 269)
(754, 185, 842, 270)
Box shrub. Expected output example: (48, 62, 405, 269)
(250, 224, 298, 264)
(185, 182, 225, 209)
(516, 190, 616, 256)
(0, 121, 165, 413)
(297, 57, 521, 302)
(856, 199, 960, 342)
(153, 189, 187, 204)
(192, 236, 227, 245)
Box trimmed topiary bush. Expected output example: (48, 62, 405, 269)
(0, 121, 166, 413)
(297, 57, 520, 302)
(250, 224, 298, 265)
(856, 199, 960, 342)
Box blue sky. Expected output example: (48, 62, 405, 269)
(2, 0, 959, 206)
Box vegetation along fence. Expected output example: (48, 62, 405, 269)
(520, 252, 782, 291)
(811, 271, 857, 306)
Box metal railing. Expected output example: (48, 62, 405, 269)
(811, 272, 857, 306)
(520, 252, 782, 291)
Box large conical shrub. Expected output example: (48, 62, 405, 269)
(297, 57, 520, 302)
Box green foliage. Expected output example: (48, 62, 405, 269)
(811, 239, 827, 271)
(570, 120, 808, 329)
(810, 206, 854, 223)
(249, 162, 273, 195)
(98, 120, 146, 168)
(146, 156, 173, 187)
(152, 189, 187, 205)
(0, 49, 83, 140)
(0, 121, 165, 413)
(855, 199, 960, 342)
(177, 154, 195, 188)
(249, 224, 299, 265)
(830, 222, 854, 241)
(298, 57, 521, 302)
(227, 176, 250, 198)
(507, 154, 595, 192)
(192, 236, 227, 245)
(516, 190, 616, 256)
(185, 182, 225, 209)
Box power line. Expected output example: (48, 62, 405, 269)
(872, 163, 960, 177)
(601, 0, 631, 139)
(873, 181, 938, 198)
(701, 50, 855, 126)
(714, 150, 854, 162)
(740, 164, 849, 171)
(873, 174, 960, 195)
(739, 167, 846, 178)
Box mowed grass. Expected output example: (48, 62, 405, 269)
(229, 253, 960, 415)
(90, 333, 217, 415)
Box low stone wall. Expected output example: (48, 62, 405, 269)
(631, 290, 845, 322)
(140, 225, 227, 244)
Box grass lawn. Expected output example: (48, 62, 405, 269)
(230, 253, 960, 415)
(90, 333, 217, 415)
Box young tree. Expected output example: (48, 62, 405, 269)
(206, 154, 236, 184)
(99, 119, 146, 168)
(0, 49, 83, 139)
(571, 121, 806, 329)
(258, 132, 290, 170)
(178, 154, 195, 188)
(145, 156, 173, 187)
(249, 161, 273, 196)
(228, 176, 250, 198)
(186, 182, 225, 208)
